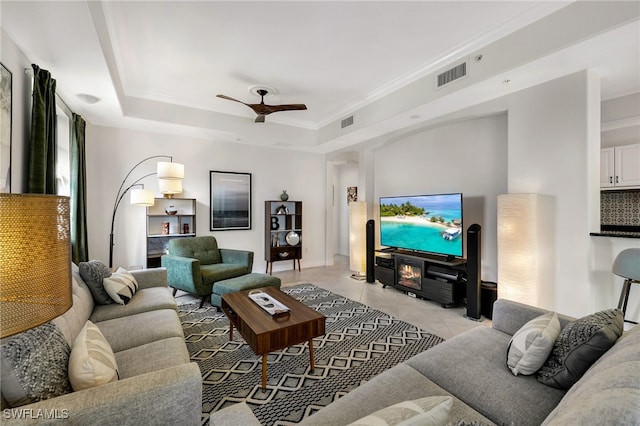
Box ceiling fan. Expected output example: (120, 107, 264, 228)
(216, 88, 307, 123)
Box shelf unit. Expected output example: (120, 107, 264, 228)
(146, 198, 196, 268)
(264, 200, 302, 274)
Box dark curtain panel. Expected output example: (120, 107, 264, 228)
(27, 64, 57, 194)
(71, 113, 88, 263)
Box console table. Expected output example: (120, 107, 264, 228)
(375, 250, 467, 307)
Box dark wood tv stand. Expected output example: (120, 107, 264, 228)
(375, 249, 467, 308)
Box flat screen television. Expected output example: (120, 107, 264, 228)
(379, 193, 463, 259)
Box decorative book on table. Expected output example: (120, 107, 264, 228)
(248, 291, 290, 316)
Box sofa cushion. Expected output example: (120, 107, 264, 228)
(542, 325, 640, 425)
(405, 326, 565, 426)
(52, 274, 95, 346)
(79, 260, 113, 305)
(90, 287, 177, 323)
(0, 323, 72, 407)
(299, 363, 495, 426)
(348, 396, 453, 426)
(208, 402, 262, 426)
(201, 263, 250, 285)
(169, 236, 221, 265)
(115, 337, 190, 379)
(103, 267, 139, 305)
(69, 321, 119, 391)
(537, 308, 623, 389)
(96, 309, 185, 353)
(507, 312, 560, 376)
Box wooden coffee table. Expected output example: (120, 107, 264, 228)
(221, 286, 326, 392)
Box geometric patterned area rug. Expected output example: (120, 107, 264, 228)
(178, 283, 445, 425)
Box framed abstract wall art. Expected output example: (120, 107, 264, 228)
(0, 63, 11, 193)
(210, 171, 252, 230)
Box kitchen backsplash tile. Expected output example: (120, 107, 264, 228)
(601, 191, 640, 226)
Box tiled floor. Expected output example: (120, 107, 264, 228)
(175, 255, 490, 339)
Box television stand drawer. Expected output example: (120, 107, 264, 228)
(422, 278, 466, 307)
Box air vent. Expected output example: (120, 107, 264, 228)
(341, 115, 354, 129)
(436, 61, 467, 89)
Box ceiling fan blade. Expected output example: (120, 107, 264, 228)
(252, 104, 308, 115)
(218, 91, 306, 123)
(216, 94, 249, 106)
(269, 104, 308, 112)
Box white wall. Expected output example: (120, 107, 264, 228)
(86, 124, 327, 272)
(373, 114, 508, 283)
(506, 70, 604, 318)
(601, 92, 640, 148)
(334, 163, 359, 256)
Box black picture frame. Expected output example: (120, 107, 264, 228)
(1, 62, 12, 193)
(210, 171, 252, 231)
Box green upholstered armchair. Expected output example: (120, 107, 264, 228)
(161, 236, 254, 307)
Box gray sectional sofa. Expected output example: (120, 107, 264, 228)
(298, 299, 639, 425)
(1, 265, 202, 425)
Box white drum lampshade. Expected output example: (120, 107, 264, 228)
(159, 179, 183, 197)
(130, 188, 155, 206)
(157, 161, 184, 180)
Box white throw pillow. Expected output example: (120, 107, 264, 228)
(102, 267, 139, 305)
(507, 311, 560, 376)
(348, 396, 453, 426)
(68, 320, 119, 391)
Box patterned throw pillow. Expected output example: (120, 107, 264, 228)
(537, 308, 623, 389)
(79, 260, 113, 305)
(507, 312, 561, 376)
(102, 267, 139, 305)
(0, 323, 72, 407)
(348, 396, 453, 426)
(68, 320, 119, 391)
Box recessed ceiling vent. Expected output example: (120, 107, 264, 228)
(341, 115, 354, 129)
(436, 61, 467, 89)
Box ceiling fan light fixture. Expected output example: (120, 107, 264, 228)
(249, 85, 278, 97)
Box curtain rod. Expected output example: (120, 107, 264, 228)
(25, 67, 73, 118)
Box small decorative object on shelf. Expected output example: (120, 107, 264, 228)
(165, 205, 178, 215)
(285, 231, 300, 246)
(275, 204, 289, 215)
(183, 223, 189, 234)
(162, 222, 170, 235)
(280, 190, 289, 201)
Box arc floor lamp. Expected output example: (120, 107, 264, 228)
(109, 155, 184, 269)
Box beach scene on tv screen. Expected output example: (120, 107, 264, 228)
(380, 194, 462, 256)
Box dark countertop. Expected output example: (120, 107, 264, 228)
(590, 225, 640, 239)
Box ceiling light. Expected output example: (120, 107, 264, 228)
(77, 93, 100, 104)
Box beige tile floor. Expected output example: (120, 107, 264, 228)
(175, 255, 490, 339)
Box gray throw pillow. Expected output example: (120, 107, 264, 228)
(79, 260, 113, 305)
(537, 308, 623, 389)
(0, 323, 72, 407)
